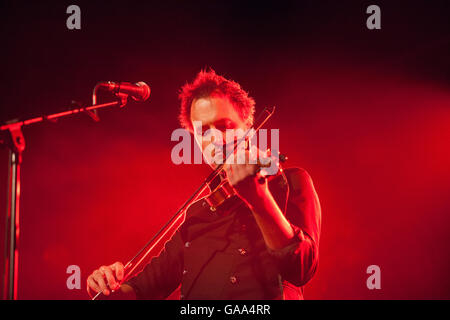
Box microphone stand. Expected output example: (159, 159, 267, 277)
(0, 86, 129, 300)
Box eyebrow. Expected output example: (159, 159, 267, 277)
(214, 118, 235, 127)
(199, 118, 234, 130)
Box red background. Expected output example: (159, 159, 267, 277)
(0, 1, 449, 299)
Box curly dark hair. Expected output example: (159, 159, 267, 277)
(178, 69, 255, 131)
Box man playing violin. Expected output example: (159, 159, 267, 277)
(87, 69, 321, 300)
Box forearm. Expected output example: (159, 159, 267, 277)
(246, 187, 295, 250)
(235, 167, 321, 286)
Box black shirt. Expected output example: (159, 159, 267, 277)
(126, 167, 321, 300)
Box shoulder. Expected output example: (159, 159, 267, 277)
(283, 167, 310, 178)
(270, 167, 316, 196)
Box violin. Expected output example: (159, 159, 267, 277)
(205, 178, 236, 212)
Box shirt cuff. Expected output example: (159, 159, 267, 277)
(266, 224, 305, 259)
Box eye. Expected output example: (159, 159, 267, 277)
(215, 119, 236, 132)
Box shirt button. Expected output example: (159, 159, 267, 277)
(185, 242, 191, 248)
(238, 248, 247, 256)
(180, 294, 185, 299)
(183, 269, 188, 275)
(229, 276, 238, 284)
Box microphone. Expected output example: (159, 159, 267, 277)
(97, 81, 151, 102)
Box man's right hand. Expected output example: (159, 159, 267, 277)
(87, 261, 125, 298)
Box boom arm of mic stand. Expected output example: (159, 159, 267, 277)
(0, 88, 131, 300)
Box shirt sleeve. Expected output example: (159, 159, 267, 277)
(125, 230, 184, 299)
(267, 168, 322, 287)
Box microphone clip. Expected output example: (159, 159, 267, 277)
(116, 92, 129, 108)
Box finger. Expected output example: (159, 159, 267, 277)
(224, 163, 233, 181)
(101, 266, 118, 290)
(111, 261, 124, 282)
(257, 148, 275, 168)
(244, 149, 251, 164)
(93, 270, 110, 295)
(87, 275, 101, 294)
(246, 163, 259, 176)
(222, 162, 229, 172)
(248, 147, 259, 165)
(230, 163, 244, 185)
(231, 164, 243, 185)
(239, 149, 255, 165)
(244, 148, 266, 174)
(234, 146, 246, 165)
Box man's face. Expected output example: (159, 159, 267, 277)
(190, 95, 247, 168)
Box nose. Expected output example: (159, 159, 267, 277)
(202, 127, 225, 145)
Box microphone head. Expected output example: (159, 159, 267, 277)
(134, 81, 151, 102)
